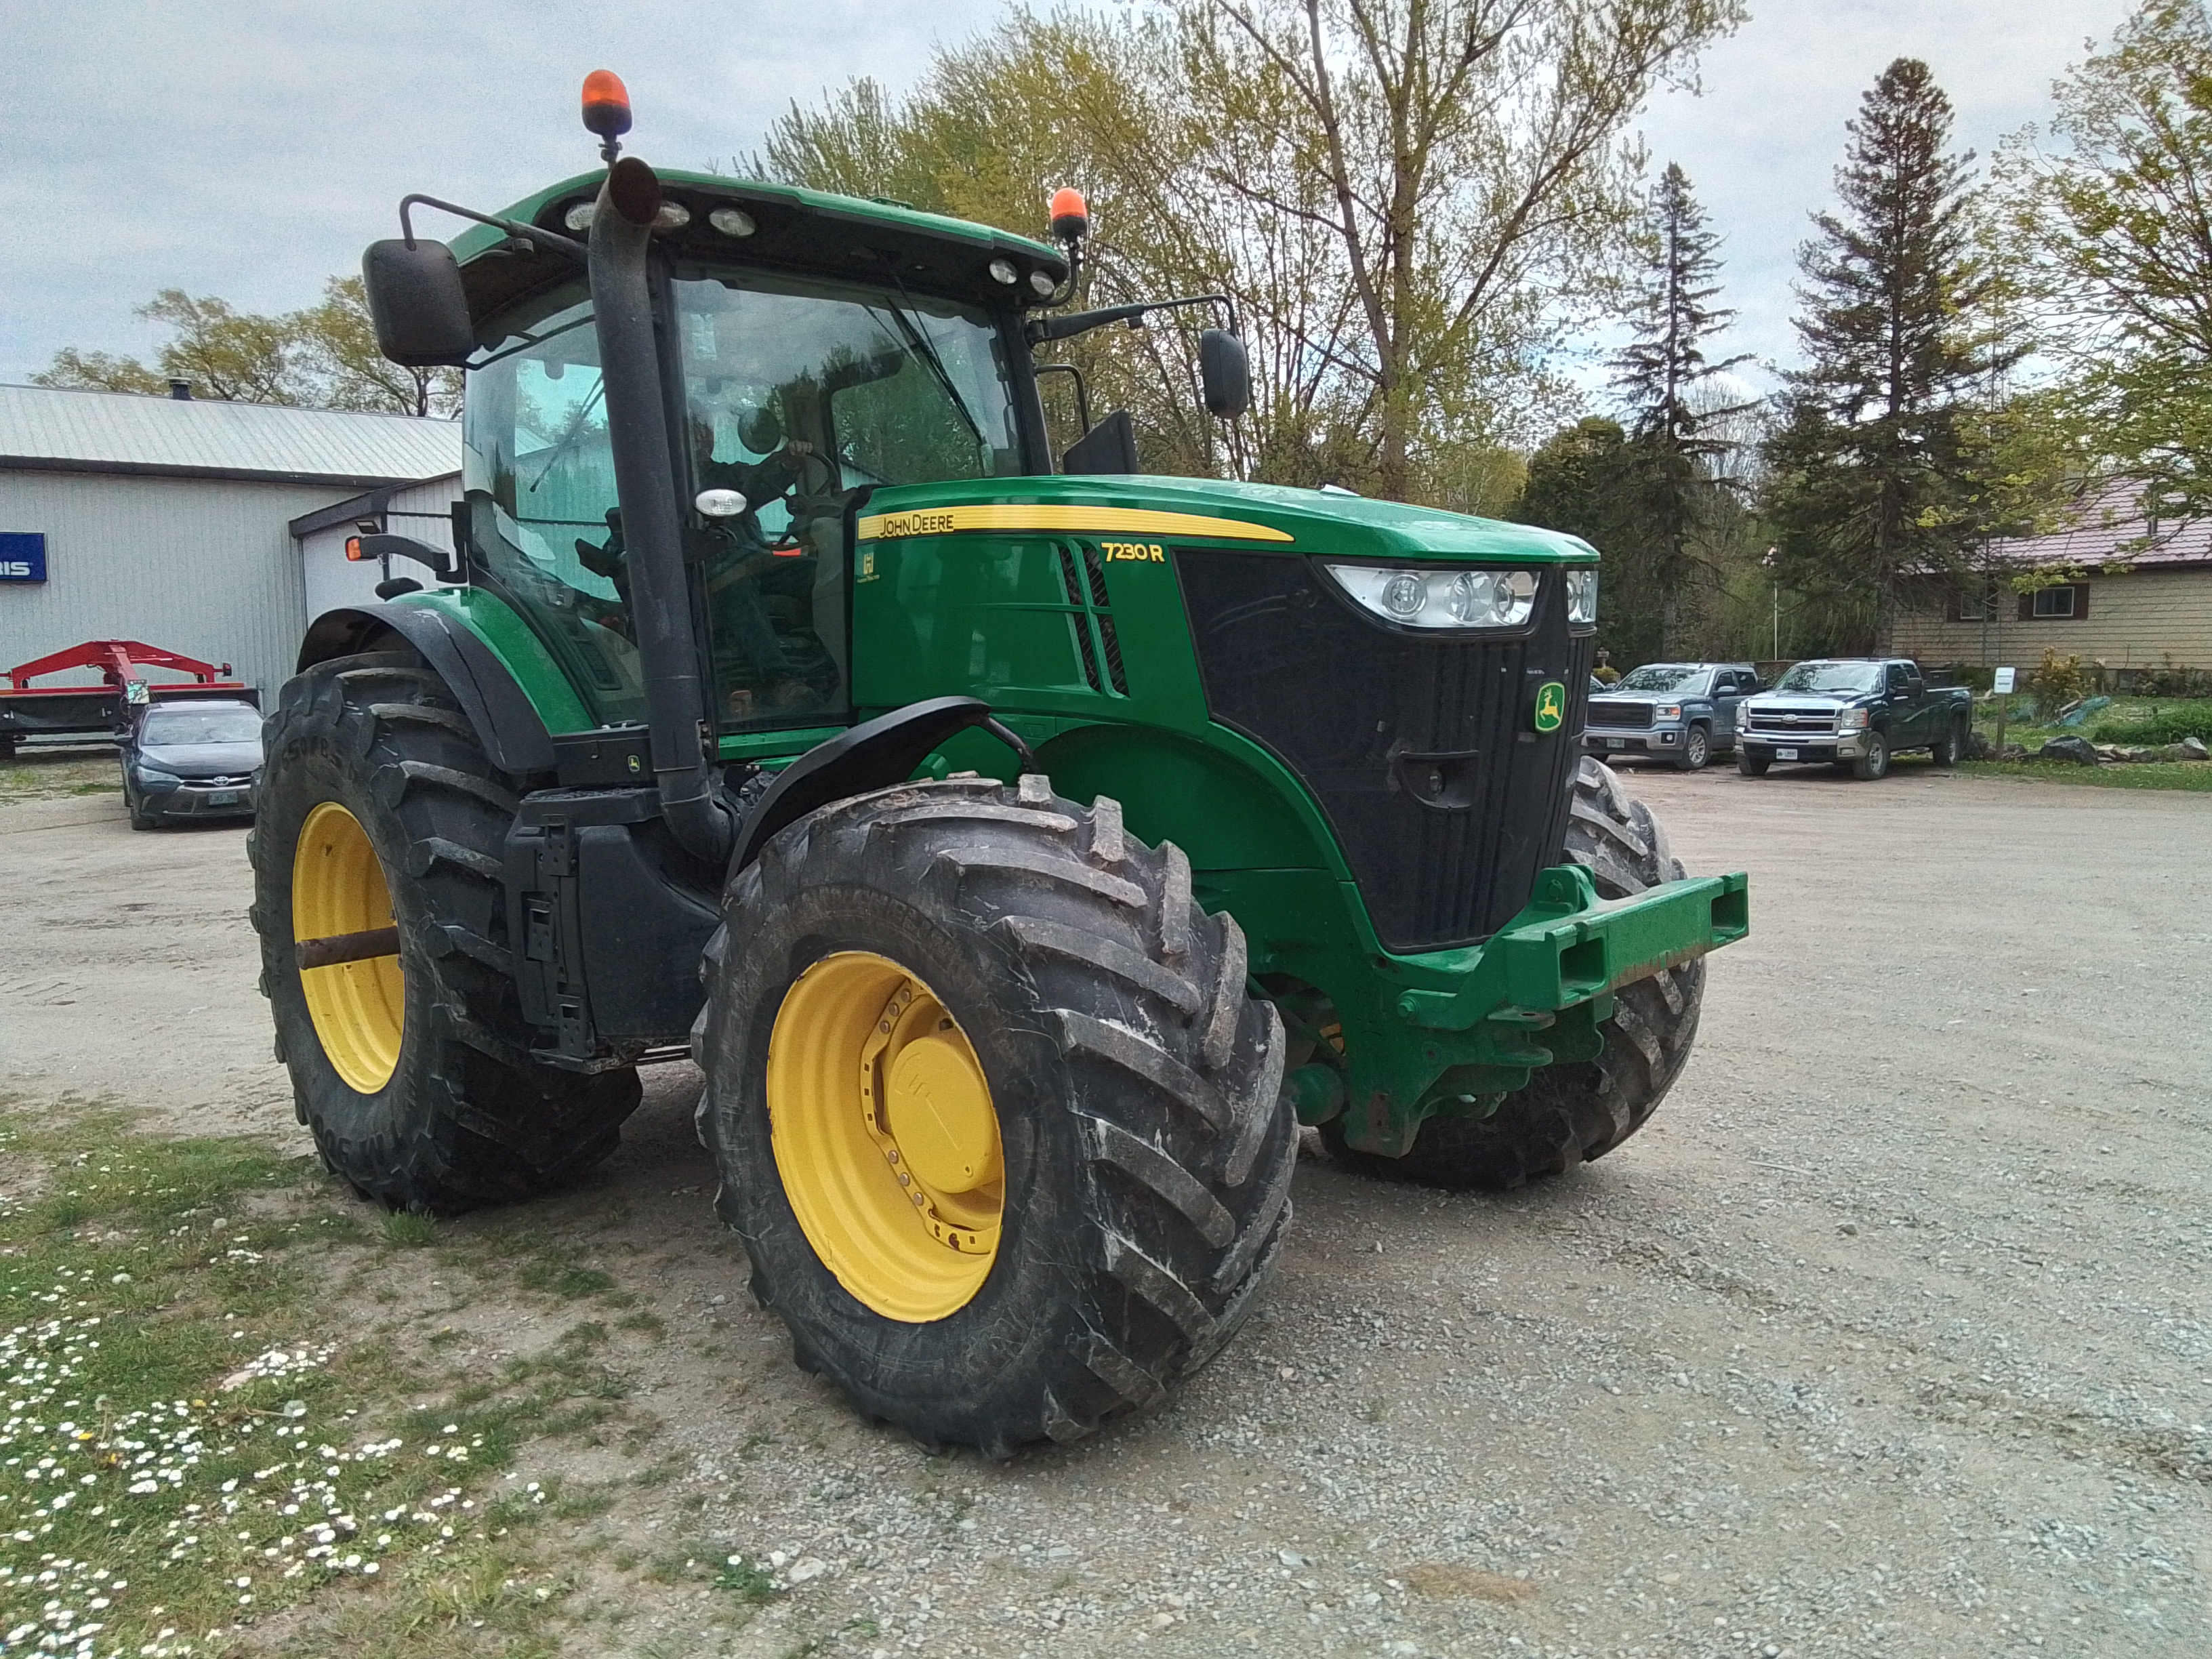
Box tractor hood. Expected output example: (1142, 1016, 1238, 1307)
(857, 475, 1599, 565)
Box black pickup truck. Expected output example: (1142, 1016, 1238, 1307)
(1735, 659, 1973, 781)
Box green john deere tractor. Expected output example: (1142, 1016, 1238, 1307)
(251, 75, 1748, 1455)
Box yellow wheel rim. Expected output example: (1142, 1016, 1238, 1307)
(767, 951, 1004, 1322)
(292, 801, 404, 1094)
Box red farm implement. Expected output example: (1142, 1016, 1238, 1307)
(0, 640, 255, 757)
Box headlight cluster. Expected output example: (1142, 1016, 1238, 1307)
(134, 766, 183, 788)
(1837, 707, 1870, 731)
(1564, 567, 1599, 625)
(1654, 704, 1683, 722)
(1325, 565, 1539, 630)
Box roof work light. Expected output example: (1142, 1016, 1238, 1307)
(1049, 187, 1089, 243)
(581, 70, 632, 159)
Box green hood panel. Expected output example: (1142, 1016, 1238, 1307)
(860, 474, 1598, 564)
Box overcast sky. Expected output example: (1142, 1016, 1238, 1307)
(1, 0, 2137, 400)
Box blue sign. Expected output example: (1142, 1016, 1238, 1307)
(0, 533, 46, 583)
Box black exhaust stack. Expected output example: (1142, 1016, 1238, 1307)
(586, 156, 734, 865)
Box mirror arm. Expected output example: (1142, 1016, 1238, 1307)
(358, 533, 457, 583)
(1033, 363, 1092, 434)
(398, 194, 587, 264)
(1027, 292, 1236, 345)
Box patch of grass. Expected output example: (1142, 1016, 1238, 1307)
(0, 1110, 647, 1659)
(714, 1554, 779, 1605)
(616, 1311, 666, 1340)
(383, 1208, 436, 1247)
(1959, 759, 2212, 792)
(516, 1258, 616, 1300)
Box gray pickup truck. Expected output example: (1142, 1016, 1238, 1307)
(1584, 662, 1761, 771)
(1735, 658, 1973, 781)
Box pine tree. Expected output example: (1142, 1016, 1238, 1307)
(1765, 58, 2019, 651)
(1610, 163, 1753, 655)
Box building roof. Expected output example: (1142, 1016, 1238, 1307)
(1982, 486, 2212, 573)
(0, 383, 462, 488)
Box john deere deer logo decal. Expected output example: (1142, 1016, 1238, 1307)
(1532, 681, 1567, 733)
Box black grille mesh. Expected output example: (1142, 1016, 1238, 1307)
(1176, 552, 1594, 951)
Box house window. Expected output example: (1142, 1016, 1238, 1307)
(1950, 586, 1998, 623)
(2032, 587, 2077, 618)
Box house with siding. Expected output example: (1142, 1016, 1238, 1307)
(1893, 489, 2212, 678)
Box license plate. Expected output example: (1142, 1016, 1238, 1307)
(205, 790, 239, 806)
(1776, 747, 1799, 760)
(1605, 738, 1625, 750)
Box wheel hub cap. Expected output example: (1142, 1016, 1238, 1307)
(768, 952, 1004, 1322)
(291, 801, 403, 1094)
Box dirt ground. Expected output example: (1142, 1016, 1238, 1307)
(3, 752, 2209, 1659)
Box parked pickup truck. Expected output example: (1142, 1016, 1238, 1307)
(1584, 662, 1761, 771)
(1735, 659, 1973, 781)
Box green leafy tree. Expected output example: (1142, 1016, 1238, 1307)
(761, 0, 1744, 504)
(1512, 417, 1663, 663)
(33, 280, 459, 417)
(1988, 0, 2212, 520)
(35, 289, 300, 404)
(1764, 58, 2018, 651)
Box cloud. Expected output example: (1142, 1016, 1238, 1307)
(0, 0, 1002, 382)
(3, 0, 2143, 404)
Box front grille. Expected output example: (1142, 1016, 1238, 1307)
(1587, 699, 1653, 729)
(1747, 709, 1836, 734)
(1176, 552, 1592, 952)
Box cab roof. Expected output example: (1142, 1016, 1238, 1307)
(449, 169, 1069, 326)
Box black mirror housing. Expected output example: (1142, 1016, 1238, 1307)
(1198, 329, 1250, 419)
(362, 239, 476, 367)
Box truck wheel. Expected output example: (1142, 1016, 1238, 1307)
(1675, 724, 1711, 771)
(696, 777, 1295, 1456)
(250, 652, 640, 1212)
(1325, 758, 1703, 1189)
(1848, 731, 1891, 781)
(1736, 750, 1769, 777)
(1930, 718, 1965, 767)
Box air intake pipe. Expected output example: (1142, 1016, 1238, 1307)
(586, 157, 735, 865)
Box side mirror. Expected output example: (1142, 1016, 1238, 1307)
(1198, 329, 1250, 419)
(362, 239, 476, 367)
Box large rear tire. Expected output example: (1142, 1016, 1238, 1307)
(696, 775, 1295, 1456)
(250, 652, 640, 1212)
(1325, 758, 1704, 1189)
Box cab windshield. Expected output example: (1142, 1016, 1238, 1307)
(671, 269, 1024, 729)
(1615, 664, 1709, 694)
(1774, 661, 1882, 695)
(459, 274, 1027, 733)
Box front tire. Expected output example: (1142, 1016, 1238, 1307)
(1737, 750, 1769, 777)
(1675, 724, 1711, 771)
(1326, 758, 1704, 1189)
(1849, 731, 1891, 781)
(697, 776, 1296, 1456)
(250, 652, 640, 1212)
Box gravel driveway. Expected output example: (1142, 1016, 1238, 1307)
(3, 760, 2207, 1659)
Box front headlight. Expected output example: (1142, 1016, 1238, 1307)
(1654, 703, 1683, 722)
(1837, 707, 1870, 731)
(1324, 565, 1538, 630)
(133, 766, 183, 788)
(1564, 567, 1598, 625)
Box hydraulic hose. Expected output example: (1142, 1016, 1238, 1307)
(586, 157, 735, 864)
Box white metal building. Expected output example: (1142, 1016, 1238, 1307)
(0, 384, 461, 700)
